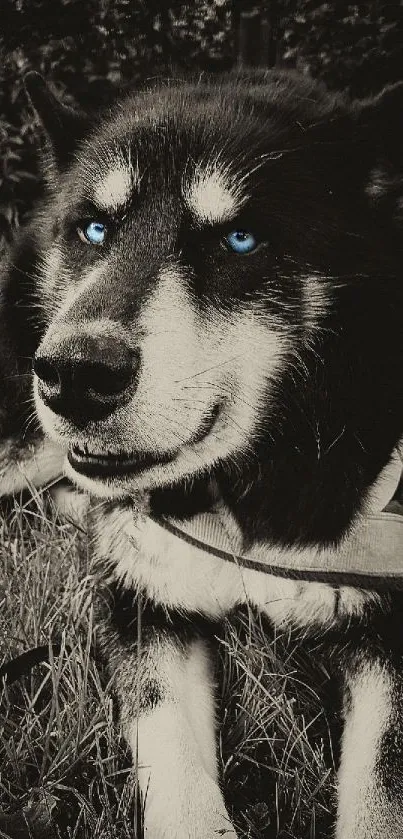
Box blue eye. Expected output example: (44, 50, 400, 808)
(78, 221, 106, 245)
(225, 230, 257, 254)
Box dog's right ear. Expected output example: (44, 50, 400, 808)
(24, 72, 91, 175)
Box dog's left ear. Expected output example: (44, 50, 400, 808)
(354, 81, 403, 214)
(24, 72, 91, 174)
(355, 81, 403, 156)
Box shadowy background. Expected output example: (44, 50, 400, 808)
(0, 1, 402, 249)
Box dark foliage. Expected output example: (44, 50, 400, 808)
(282, 2, 403, 97)
(0, 1, 402, 247)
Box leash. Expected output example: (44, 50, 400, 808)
(152, 447, 403, 591)
(153, 510, 403, 590)
(2, 448, 402, 684)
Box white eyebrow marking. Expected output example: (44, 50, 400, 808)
(94, 148, 139, 211)
(183, 161, 247, 224)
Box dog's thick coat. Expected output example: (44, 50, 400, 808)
(2, 70, 403, 837)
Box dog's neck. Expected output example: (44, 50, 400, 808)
(149, 435, 403, 551)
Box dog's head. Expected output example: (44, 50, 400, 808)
(28, 72, 403, 533)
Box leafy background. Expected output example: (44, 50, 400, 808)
(0, 1, 402, 249)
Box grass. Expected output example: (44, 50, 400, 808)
(0, 489, 337, 838)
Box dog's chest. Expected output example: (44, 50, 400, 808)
(92, 503, 381, 629)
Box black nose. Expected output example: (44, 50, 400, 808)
(34, 332, 139, 426)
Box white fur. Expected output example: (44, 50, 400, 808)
(336, 661, 402, 838)
(93, 503, 381, 628)
(94, 149, 136, 211)
(128, 639, 237, 839)
(301, 274, 331, 332)
(183, 161, 247, 224)
(183, 641, 219, 779)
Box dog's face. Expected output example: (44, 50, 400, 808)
(30, 73, 403, 501)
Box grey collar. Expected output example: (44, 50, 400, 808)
(152, 448, 403, 590)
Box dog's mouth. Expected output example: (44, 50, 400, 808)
(67, 403, 221, 479)
(68, 444, 173, 477)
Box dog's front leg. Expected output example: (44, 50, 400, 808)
(102, 608, 237, 839)
(336, 652, 403, 838)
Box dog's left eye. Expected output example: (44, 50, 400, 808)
(77, 221, 106, 246)
(225, 230, 257, 254)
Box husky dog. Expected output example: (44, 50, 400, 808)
(4, 69, 403, 837)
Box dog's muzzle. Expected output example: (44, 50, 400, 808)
(34, 332, 139, 428)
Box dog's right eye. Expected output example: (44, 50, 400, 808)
(225, 230, 258, 254)
(77, 221, 107, 246)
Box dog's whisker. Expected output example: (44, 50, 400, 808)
(174, 354, 246, 384)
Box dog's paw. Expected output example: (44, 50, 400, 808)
(144, 809, 238, 839)
(142, 773, 238, 839)
(144, 819, 237, 839)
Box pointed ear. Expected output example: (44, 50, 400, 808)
(24, 72, 91, 172)
(355, 81, 403, 154)
(353, 82, 403, 221)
